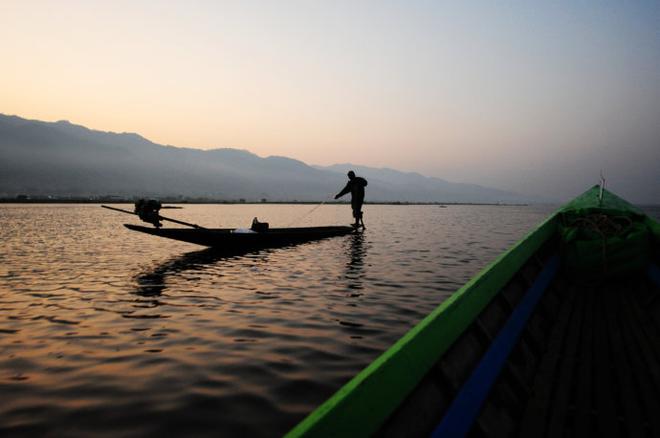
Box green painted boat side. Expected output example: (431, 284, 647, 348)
(286, 185, 659, 437)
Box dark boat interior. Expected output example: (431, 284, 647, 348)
(377, 239, 660, 437)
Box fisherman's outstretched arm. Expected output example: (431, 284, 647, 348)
(335, 182, 351, 199)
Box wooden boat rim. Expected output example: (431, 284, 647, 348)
(124, 224, 355, 234)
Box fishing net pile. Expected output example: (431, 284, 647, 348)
(559, 210, 650, 279)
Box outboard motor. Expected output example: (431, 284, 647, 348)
(250, 217, 269, 232)
(134, 199, 163, 228)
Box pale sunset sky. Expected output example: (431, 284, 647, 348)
(1, 1, 659, 202)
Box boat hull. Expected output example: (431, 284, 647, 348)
(124, 224, 355, 249)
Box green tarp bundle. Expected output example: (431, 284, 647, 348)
(559, 211, 649, 278)
(558, 186, 650, 279)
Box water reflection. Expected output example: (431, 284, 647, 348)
(133, 247, 259, 297)
(344, 231, 367, 292)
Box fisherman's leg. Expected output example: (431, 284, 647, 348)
(351, 206, 360, 227)
(352, 201, 364, 228)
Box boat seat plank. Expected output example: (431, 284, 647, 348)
(545, 283, 586, 438)
(625, 282, 660, 390)
(518, 284, 577, 437)
(573, 285, 595, 437)
(617, 287, 660, 436)
(628, 280, 660, 363)
(604, 285, 645, 438)
(500, 274, 660, 438)
(590, 283, 619, 438)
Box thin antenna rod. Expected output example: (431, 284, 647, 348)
(598, 170, 605, 205)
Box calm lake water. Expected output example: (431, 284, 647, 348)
(1, 203, 658, 437)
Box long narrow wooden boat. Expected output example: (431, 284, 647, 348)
(124, 224, 354, 249)
(286, 186, 660, 437)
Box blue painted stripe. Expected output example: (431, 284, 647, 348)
(648, 264, 660, 288)
(431, 255, 559, 438)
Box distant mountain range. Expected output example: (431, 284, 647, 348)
(0, 114, 531, 203)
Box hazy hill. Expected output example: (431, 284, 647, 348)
(0, 114, 530, 203)
(317, 164, 527, 203)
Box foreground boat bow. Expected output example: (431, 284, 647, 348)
(287, 186, 660, 437)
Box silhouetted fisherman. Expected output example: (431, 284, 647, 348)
(335, 170, 367, 229)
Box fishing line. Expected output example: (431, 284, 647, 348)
(286, 196, 333, 227)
